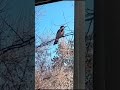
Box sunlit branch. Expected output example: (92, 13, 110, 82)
(36, 32, 74, 48)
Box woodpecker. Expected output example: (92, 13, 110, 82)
(54, 26, 66, 45)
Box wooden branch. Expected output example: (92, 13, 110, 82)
(85, 17, 94, 21)
(0, 16, 24, 42)
(85, 19, 93, 38)
(36, 33, 73, 48)
(0, 36, 35, 56)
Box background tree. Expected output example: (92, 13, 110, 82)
(85, 0, 94, 89)
(0, 0, 34, 90)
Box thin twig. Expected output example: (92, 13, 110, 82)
(0, 16, 24, 42)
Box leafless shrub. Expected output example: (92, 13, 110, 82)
(35, 36, 74, 89)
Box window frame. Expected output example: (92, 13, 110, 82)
(35, 0, 86, 89)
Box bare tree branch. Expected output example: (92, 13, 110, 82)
(85, 19, 93, 38)
(36, 32, 73, 48)
(0, 16, 24, 42)
(0, 36, 34, 56)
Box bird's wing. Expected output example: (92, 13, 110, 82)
(55, 29, 61, 39)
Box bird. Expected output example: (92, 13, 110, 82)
(54, 26, 66, 45)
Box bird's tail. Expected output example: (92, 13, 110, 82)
(54, 39, 58, 45)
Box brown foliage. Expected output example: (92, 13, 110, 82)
(35, 38, 74, 89)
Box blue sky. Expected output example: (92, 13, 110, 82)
(35, 1, 74, 66)
(35, 1, 74, 45)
